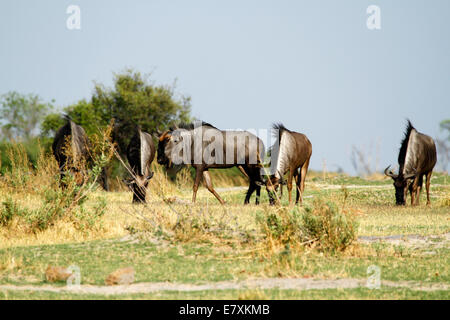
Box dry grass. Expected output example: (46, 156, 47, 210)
(0, 129, 118, 245)
(1, 169, 448, 250)
(0, 138, 448, 253)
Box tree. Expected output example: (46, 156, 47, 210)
(42, 69, 192, 152)
(0, 91, 53, 141)
(92, 69, 191, 152)
(41, 100, 103, 138)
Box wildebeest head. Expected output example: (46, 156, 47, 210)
(123, 172, 154, 203)
(157, 129, 187, 168)
(384, 166, 416, 205)
(257, 172, 287, 205)
(157, 130, 173, 167)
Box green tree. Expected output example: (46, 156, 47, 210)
(0, 91, 54, 141)
(92, 69, 191, 152)
(42, 69, 191, 152)
(41, 100, 103, 138)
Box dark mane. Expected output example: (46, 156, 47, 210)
(272, 123, 290, 141)
(54, 114, 74, 138)
(398, 120, 415, 168)
(62, 114, 71, 121)
(272, 123, 289, 133)
(171, 121, 218, 131)
(267, 123, 290, 156)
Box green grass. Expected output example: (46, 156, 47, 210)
(0, 237, 448, 287)
(0, 171, 448, 299)
(1, 287, 448, 300)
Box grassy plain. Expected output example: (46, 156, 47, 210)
(0, 163, 448, 300)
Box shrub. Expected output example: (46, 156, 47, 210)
(256, 207, 302, 249)
(0, 126, 114, 233)
(0, 198, 28, 227)
(301, 198, 358, 253)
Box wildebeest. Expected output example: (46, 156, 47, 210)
(258, 124, 312, 205)
(125, 127, 155, 203)
(52, 116, 109, 189)
(157, 121, 265, 205)
(52, 116, 90, 186)
(384, 120, 437, 206)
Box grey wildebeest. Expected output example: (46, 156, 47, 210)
(157, 121, 265, 205)
(384, 120, 437, 206)
(52, 116, 109, 189)
(125, 127, 155, 203)
(258, 124, 312, 205)
(52, 117, 90, 186)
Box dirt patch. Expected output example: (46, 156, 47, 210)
(358, 233, 450, 249)
(0, 277, 448, 296)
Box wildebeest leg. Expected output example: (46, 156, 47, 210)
(287, 170, 294, 205)
(203, 170, 225, 205)
(415, 175, 423, 205)
(295, 170, 301, 204)
(425, 171, 432, 205)
(238, 165, 249, 180)
(299, 158, 310, 205)
(244, 182, 255, 205)
(255, 184, 261, 205)
(409, 184, 415, 206)
(410, 176, 419, 206)
(243, 167, 257, 205)
(192, 168, 203, 203)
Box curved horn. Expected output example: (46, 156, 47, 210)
(384, 166, 398, 178)
(145, 172, 154, 182)
(158, 130, 171, 141)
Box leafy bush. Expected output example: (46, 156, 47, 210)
(1, 184, 107, 233)
(256, 198, 358, 254)
(256, 207, 302, 249)
(301, 198, 358, 253)
(0, 198, 27, 227)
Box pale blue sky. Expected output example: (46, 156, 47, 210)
(1, 0, 449, 173)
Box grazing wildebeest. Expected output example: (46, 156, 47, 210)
(52, 116, 109, 189)
(125, 127, 155, 203)
(157, 121, 265, 205)
(258, 124, 312, 205)
(384, 120, 437, 206)
(52, 116, 90, 186)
